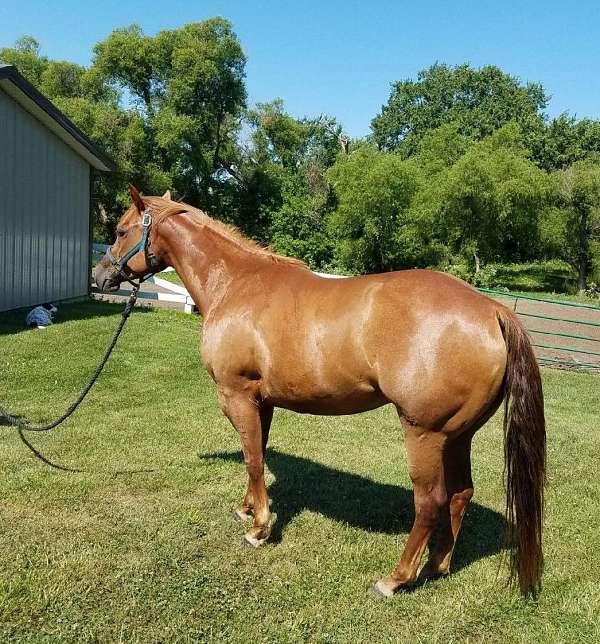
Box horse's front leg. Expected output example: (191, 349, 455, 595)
(218, 386, 273, 547)
(232, 405, 273, 522)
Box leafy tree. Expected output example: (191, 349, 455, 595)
(327, 145, 425, 273)
(93, 25, 163, 115)
(38, 61, 85, 100)
(422, 125, 552, 273)
(372, 63, 547, 157)
(411, 122, 472, 174)
(268, 171, 334, 268)
(2, 20, 248, 238)
(41, 61, 118, 104)
(246, 100, 341, 170)
(230, 100, 341, 264)
(246, 99, 311, 169)
(93, 19, 247, 210)
(541, 161, 600, 292)
(8, 31, 597, 288)
(0, 36, 47, 85)
(534, 114, 600, 171)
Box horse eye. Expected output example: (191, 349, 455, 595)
(117, 229, 127, 238)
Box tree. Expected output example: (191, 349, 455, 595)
(327, 145, 426, 273)
(411, 122, 472, 174)
(2, 20, 248, 238)
(534, 114, 600, 171)
(421, 125, 552, 273)
(93, 19, 247, 210)
(246, 99, 311, 169)
(246, 100, 342, 169)
(0, 36, 47, 85)
(92, 25, 163, 116)
(268, 171, 334, 268)
(541, 161, 600, 292)
(371, 63, 547, 157)
(230, 100, 341, 264)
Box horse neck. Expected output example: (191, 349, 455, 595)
(157, 215, 263, 317)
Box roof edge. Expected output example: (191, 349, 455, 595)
(0, 64, 117, 172)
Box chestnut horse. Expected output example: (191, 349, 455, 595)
(95, 187, 546, 597)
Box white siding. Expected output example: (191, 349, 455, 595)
(0, 87, 90, 312)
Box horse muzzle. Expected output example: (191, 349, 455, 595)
(95, 262, 122, 292)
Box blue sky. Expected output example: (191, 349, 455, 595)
(1, 0, 598, 137)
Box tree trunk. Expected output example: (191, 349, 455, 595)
(142, 86, 154, 118)
(473, 251, 481, 275)
(577, 260, 588, 294)
(577, 208, 589, 294)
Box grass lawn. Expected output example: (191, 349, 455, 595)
(155, 270, 184, 286)
(1, 301, 599, 643)
(487, 260, 576, 294)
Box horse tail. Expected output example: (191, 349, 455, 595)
(496, 307, 546, 596)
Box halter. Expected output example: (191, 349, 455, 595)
(106, 209, 161, 286)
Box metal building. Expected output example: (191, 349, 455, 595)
(0, 65, 114, 312)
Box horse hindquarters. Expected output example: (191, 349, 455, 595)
(374, 306, 545, 598)
(372, 304, 509, 596)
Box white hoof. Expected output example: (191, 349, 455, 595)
(232, 509, 252, 522)
(370, 579, 395, 598)
(243, 533, 268, 548)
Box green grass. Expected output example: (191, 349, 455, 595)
(1, 302, 599, 643)
(156, 270, 184, 285)
(488, 260, 575, 293)
(483, 260, 600, 303)
(515, 291, 600, 305)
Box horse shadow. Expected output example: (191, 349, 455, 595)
(199, 449, 505, 575)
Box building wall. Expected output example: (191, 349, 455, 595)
(0, 86, 90, 312)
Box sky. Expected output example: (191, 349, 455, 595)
(1, 0, 599, 138)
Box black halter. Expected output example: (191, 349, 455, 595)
(106, 210, 161, 286)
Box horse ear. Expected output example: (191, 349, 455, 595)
(128, 185, 145, 213)
(162, 190, 172, 200)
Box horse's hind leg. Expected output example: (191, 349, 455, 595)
(372, 426, 447, 598)
(419, 433, 474, 580)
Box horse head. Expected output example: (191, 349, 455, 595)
(95, 186, 171, 292)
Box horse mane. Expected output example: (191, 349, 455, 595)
(144, 196, 308, 269)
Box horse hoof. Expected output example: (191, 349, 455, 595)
(232, 509, 252, 522)
(243, 533, 268, 548)
(369, 580, 395, 599)
(418, 563, 449, 581)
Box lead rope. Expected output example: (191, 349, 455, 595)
(0, 286, 145, 473)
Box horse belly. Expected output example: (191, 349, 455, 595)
(267, 389, 388, 415)
(262, 366, 388, 415)
(255, 284, 388, 414)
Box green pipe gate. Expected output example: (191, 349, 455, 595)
(478, 288, 600, 373)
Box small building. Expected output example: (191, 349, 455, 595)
(0, 64, 115, 313)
